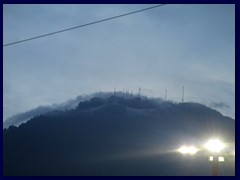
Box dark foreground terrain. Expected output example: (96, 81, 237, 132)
(3, 96, 235, 176)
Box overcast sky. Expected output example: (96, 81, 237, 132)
(3, 4, 235, 120)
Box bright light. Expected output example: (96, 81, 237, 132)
(178, 146, 188, 154)
(209, 156, 224, 162)
(188, 146, 198, 154)
(204, 139, 225, 153)
(218, 156, 224, 162)
(178, 145, 198, 155)
(209, 156, 214, 161)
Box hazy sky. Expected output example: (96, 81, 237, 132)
(3, 4, 235, 120)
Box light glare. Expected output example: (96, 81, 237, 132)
(178, 145, 198, 155)
(209, 156, 214, 161)
(204, 139, 225, 153)
(218, 156, 224, 162)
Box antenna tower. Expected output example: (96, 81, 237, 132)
(182, 86, 184, 102)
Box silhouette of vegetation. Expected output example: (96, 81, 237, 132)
(3, 96, 235, 176)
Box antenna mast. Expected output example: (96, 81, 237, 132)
(182, 86, 184, 102)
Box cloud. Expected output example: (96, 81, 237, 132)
(208, 101, 234, 119)
(210, 102, 231, 109)
(3, 4, 235, 121)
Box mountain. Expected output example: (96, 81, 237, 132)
(3, 106, 54, 129)
(3, 95, 235, 176)
(3, 92, 119, 129)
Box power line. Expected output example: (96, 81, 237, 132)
(3, 4, 167, 47)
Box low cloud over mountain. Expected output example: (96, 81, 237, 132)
(3, 92, 112, 129)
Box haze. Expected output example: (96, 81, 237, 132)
(3, 4, 235, 121)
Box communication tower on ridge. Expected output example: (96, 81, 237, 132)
(182, 86, 184, 102)
(138, 88, 141, 98)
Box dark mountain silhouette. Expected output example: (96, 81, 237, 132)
(3, 106, 54, 129)
(3, 95, 235, 176)
(3, 92, 132, 129)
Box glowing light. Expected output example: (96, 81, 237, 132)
(209, 156, 214, 161)
(178, 146, 188, 154)
(209, 156, 224, 162)
(218, 156, 224, 162)
(178, 145, 198, 155)
(204, 139, 225, 153)
(188, 146, 198, 154)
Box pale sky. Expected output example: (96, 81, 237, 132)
(3, 4, 235, 120)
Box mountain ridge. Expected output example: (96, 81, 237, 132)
(3, 92, 234, 129)
(3, 95, 235, 175)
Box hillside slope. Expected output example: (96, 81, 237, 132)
(3, 96, 235, 176)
